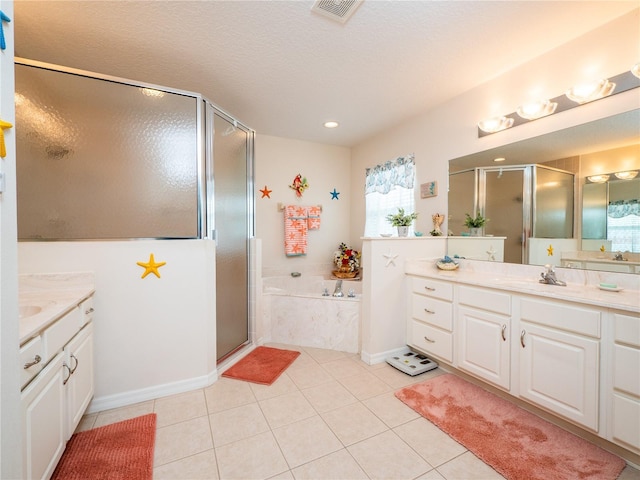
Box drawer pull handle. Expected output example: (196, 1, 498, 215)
(70, 354, 79, 374)
(24, 355, 41, 369)
(85, 307, 95, 315)
(520, 330, 526, 348)
(424, 336, 435, 343)
(501, 324, 507, 342)
(62, 363, 72, 385)
(424, 286, 436, 292)
(423, 308, 435, 315)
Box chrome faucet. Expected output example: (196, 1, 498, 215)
(332, 280, 344, 297)
(539, 264, 566, 286)
(613, 252, 628, 261)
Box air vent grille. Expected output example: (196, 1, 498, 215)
(311, 0, 363, 24)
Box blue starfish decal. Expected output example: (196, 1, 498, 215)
(330, 188, 340, 200)
(0, 11, 10, 51)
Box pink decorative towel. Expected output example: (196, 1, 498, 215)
(284, 205, 308, 256)
(307, 205, 321, 230)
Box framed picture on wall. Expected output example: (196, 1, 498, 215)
(421, 181, 438, 198)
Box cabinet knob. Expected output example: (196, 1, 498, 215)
(24, 355, 41, 369)
(424, 308, 435, 315)
(424, 286, 436, 292)
(424, 336, 435, 343)
(520, 330, 526, 348)
(85, 307, 95, 315)
(69, 353, 79, 374)
(501, 324, 507, 342)
(62, 363, 72, 385)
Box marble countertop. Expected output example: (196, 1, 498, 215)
(405, 259, 640, 314)
(19, 272, 95, 345)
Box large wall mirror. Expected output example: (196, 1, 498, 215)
(448, 109, 640, 274)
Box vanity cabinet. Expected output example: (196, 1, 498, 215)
(457, 286, 511, 390)
(518, 298, 600, 431)
(407, 277, 454, 363)
(609, 311, 640, 453)
(20, 295, 95, 480)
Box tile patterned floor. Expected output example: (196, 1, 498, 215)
(78, 344, 640, 480)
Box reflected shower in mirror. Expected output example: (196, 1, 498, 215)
(448, 110, 640, 273)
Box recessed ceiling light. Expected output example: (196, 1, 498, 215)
(324, 121, 339, 128)
(494, 157, 506, 162)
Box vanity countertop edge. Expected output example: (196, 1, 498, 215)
(405, 259, 640, 314)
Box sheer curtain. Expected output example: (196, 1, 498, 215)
(607, 200, 640, 252)
(364, 154, 416, 237)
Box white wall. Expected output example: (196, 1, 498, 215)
(18, 240, 217, 411)
(255, 134, 352, 277)
(0, 1, 22, 477)
(350, 9, 640, 249)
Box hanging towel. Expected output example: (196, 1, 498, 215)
(284, 205, 308, 256)
(307, 205, 322, 230)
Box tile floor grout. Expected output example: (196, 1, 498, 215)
(77, 344, 639, 480)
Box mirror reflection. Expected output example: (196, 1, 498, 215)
(448, 110, 640, 274)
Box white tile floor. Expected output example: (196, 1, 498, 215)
(78, 344, 640, 480)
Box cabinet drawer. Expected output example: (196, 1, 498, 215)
(410, 320, 453, 363)
(459, 286, 510, 315)
(520, 298, 600, 338)
(79, 297, 94, 328)
(42, 307, 81, 361)
(614, 313, 640, 348)
(411, 294, 453, 331)
(411, 277, 453, 301)
(614, 344, 640, 397)
(20, 336, 43, 389)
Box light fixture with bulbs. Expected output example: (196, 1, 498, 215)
(586, 174, 610, 183)
(614, 170, 638, 180)
(477, 68, 640, 137)
(516, 100, 557, 120)
(477, 116, 514, 134)
(565, 79, 615, 104)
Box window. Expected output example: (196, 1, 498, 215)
(364, 154, 416, 237)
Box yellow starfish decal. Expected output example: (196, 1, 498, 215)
(547, 244, 554, 256)
(137, 253, 166, 279)
(0, 118, 13, 158)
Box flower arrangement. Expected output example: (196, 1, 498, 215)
(464, 213, 487, 228)
(334, 243, 361, 273)
(386, 208, 418, 227)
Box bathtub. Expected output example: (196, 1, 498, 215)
(261, 275, 361, 353)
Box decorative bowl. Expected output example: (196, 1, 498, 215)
(436, 260, 459, 271)
(414, 231, 423, 237)
(380, 233, 392, 237)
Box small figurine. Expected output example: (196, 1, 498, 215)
(431, 213, 445, 236)
(289, 173, 309, 197)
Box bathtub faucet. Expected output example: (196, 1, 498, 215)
(332, 280, 344, 297)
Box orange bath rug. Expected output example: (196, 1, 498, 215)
(51, 413, 156, 480)
(395, 374, 625, 480)
(222, 346, 301, 385)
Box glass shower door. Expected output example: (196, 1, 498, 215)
(211, 109, 252, 362)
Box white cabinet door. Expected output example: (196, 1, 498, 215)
(21, 352, 66, 480)
(458, 306, 510, 390)
(519, 321, 599, 431)
(65, 323, 94, 440)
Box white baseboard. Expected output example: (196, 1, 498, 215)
(360, 345, 408, 365)
(87, 370, 218, 414)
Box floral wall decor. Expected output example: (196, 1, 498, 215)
(289, 173, 309, 197)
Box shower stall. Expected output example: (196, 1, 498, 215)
(15, 58, 254, 363)
(449, 165, 574, 264)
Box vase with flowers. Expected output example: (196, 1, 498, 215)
(333, 243, 361, 278)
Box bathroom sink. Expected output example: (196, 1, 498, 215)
(19, 305, 42, 319)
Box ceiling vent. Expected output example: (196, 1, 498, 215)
(311, 0, 363, 24)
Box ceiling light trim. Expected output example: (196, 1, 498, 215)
(311, 0, 364, 24)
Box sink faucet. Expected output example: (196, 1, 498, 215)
(613, 252, 628, 261)
(332, 280, 344, 297)
(539, 264, 566, 286)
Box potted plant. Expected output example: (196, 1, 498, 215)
(386, 208, 418, 237)
(464, 212, 487, 236)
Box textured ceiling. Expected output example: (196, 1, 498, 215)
(12, 1, 639, 147)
